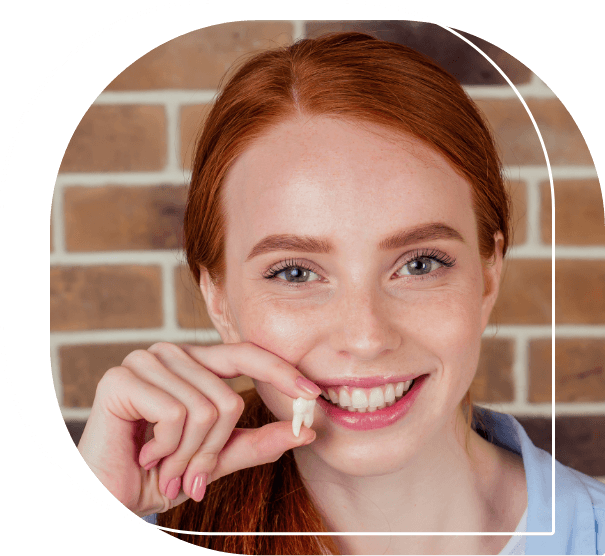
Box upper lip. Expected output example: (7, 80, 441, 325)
(312, 373, 424, 389)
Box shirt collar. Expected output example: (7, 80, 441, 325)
(473, 406, 599, 554)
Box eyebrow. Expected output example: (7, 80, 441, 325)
(245, 222, 465, 261)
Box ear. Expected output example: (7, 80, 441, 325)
(199, 267, 239, 343)
(480, 231, 505, 332)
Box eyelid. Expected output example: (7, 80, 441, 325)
(262, 257, 325, 281)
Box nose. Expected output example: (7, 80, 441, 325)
(328, 285, 401, 361)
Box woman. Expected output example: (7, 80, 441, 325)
(77, 32, 605, 554)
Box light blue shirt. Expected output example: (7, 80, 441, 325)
(474, 407, 605, 555)
(144, 408, 605, 554)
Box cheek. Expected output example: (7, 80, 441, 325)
(236, 298, 317, 357)
(233, 299, 318, 421)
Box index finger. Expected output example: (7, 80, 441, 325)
(178, 342, 321, 400)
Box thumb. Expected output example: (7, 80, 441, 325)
(209, 421, 316, 483)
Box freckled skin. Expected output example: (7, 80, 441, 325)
(200, 116, 515, 548)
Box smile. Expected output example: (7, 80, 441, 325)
(314, 374, 429, 431)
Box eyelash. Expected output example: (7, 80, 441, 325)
(262, 249, 456, 285)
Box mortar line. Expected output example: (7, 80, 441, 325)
(513, 335, 529, 404)
(50, 341, 63, 406)
(163, 98, 181, 174)
(523, 175, 544, 247)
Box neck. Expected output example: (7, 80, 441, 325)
(293, 407, 505, 554)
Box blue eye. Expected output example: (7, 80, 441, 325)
(275, 267, 321, 283)
(263, 259, 322, 284)
(396, 257, 443, 276)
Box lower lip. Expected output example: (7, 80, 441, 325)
(315, 374, 429, 431)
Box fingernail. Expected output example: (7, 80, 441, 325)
(296, 376, 321, 396)
(165, 477, 181, 500)
(143, 459, 159, 471)
(191, 473, 208, 502)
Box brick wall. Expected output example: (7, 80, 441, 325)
(50, 21, 605, 482)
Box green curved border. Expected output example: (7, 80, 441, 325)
(0, 0, 605, 554)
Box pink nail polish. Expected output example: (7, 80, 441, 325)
(165, 477, 181, 500)
(296, 376, 321, 396)
(191, 473, 208, 502)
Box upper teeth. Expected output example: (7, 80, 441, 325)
(321, 380, 414, 412)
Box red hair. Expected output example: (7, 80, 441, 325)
(160, 32, 511, 553)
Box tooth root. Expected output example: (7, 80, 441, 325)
(303, 409, 314, 428)
(292, 413, 303, 437)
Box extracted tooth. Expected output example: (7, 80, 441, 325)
(339, 389, 352, 407)
(395, 382, 405, 397)
(368, 387, 385, 408)
(292, 397, 316, 437)
(292, 412, 304, 438)
(384, 383, 396, 404)
(351, 388, 369, 409)
(328, 388, 339, 404)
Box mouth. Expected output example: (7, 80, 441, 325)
(318, 378, 416, 412)
(313, 374, 429, 431)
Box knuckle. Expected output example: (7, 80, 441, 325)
(164, 400, 187, 425)
(221, 392, 245, 416)
(121, 349, 151, 368)
(189, 451, 219, 471)
(189, 403, 218, 429)
(97, 366, 131, 394)
(148, 341, 180, 356)
(235, 341, 256, 360)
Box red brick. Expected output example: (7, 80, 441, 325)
(180, 104, 212, 170)
(471, 338, 515, 403)
(491, 259, 552, 324)
(474, 98, 593, 166)
(555, 260, 605, 324)
(59, 105, 166, 172)
(508, 180, 527, 246)
(50, 265, 163, 330)
(105, 22, 294, 91)
(305, 21, 532, 85)
(64, 185, 187, 251)
(60, 342, 250, 408)
(529, 338, 605, 403)
(175, 265, 215, 329)
(541, 179, 605, 245)
(517, 416, 605, 477)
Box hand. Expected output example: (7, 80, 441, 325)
(77, 341, 319, 517)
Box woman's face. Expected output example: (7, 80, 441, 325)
(204, 116, 502, 477)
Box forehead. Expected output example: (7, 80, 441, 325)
(222, 116, 476, 250)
